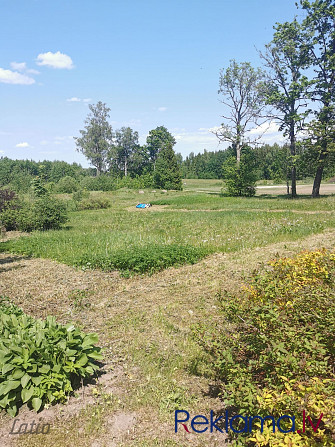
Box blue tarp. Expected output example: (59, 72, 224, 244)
(136, 203, 151, 208)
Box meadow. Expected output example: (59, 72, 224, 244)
(1, 183, 335, 274)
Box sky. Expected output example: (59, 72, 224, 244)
(0, 0, 305, 168)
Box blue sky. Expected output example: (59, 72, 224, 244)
(0, 0, 303, 167)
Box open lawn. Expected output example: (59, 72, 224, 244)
(0, 181, 334, 446)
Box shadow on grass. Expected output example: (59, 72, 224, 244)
(0, 255, 30, 273)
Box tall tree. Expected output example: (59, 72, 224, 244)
(215, 60, 267, 163)
(298, 0, 335, 197)
(112, 127, 139, 177)
(146, 126, 176, 169)
(261, 20, 310, 197)
(74, 102, 113, 176)
(153, 143, 182, 190)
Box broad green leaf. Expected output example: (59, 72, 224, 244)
(21, 373, 31, 388)
(2, 363, 15, 375)
(76, 354, 88, 367)
(82, 334, 99, 348)
(21, 387, 34, 403)
(39, 364, 50, 374)
(31, 397, 42, 412)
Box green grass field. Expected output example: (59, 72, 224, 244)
(1, 183, 335, 274)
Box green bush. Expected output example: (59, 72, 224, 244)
(72, 189, 90, 202)
(0, 209, 19, 231)
(75, 244, 208, 275)
(76, 197, 111, 211)
(153, 144, 183, 190)
(31, 197, 68, 230)
(0, 197, 68, 232)
(116, 174, 153, 189)
(0, 298, 102, 416)
(80, 175, 116, 192)
(31, 177, 48, 197)
(222, 150, 257, 197)
(56, 176, 79, 194)
(194, 249, 335, 446)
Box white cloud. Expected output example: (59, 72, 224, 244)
(0, 68, 35, 85)
(0, 150, 4, 154)
(36, 51, 74, 69)
(158, 107, 167, 112)
(27, 68, 40, 75)
(67, 97, 81, 102)
(15, 142, 31, 148)
(67, 97, 92, 103)
(10, 62, 26, 71)
(249, 121, 286, 145)
(174, 129, 219, 146)
(40, 140, 48, 145)
(53, 136, 74, 145)
(10, 62, 40, 75)
(249, 121, 280, 136)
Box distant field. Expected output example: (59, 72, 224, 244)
(1, 180, 335, 274)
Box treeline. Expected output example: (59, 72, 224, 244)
(0, 158, 93, 193)
(180, 143, 335, 182)
(2, 141, 335, 194)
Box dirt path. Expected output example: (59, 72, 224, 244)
(1, 230, 335, 446)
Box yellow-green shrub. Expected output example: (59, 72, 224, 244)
(194, 249, 335, 446)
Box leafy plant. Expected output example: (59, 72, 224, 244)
(0, 298, 102, 416)
(72, 189, 90, 202)
(76, 197, 111, 211)
(222, 149, 257, 197)
(0, 189, 18, 212)
(194, 249, 335, 446)
(56, 176, 79, 193)
(31, 177, 48, 197)
(75, 244, 208, 275)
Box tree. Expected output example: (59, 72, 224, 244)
(146, 126, 176, 169)
(111, 127, 139, 177)
(222, 147, 257, 196)
(215, 60, 267, 163)
(298, 0, 335, 197)
(261, 20, 310, 197)
(74, 102, 113, 176)
(153, 143, 182, 190)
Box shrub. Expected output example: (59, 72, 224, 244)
(153, 144, 183, 190)
(0, 197, 69, 232)
(0, 189, 18, 212)
(194, 249, 335, 446)
(80, 175, 116, 192)
(31, 177, 48, 197)
(0, 298, 102, 416)
(56, 176, 79, 194)
(76, 197, 111, 211)
(31, 197, 68, 230)
(0, 208, 20, 231)
(72, 189, 90, 202)
(222, 150, 257, 197)
(74, 244, 208, 275)
(116, 174, 153, 189)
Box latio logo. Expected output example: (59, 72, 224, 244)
(175, 410, 324, 434)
